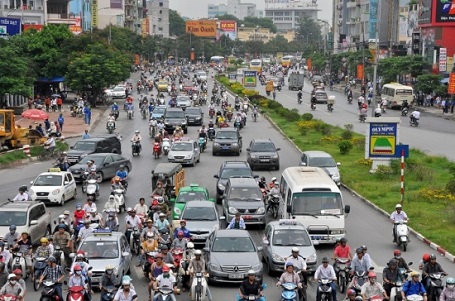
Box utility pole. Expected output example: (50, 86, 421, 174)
(371, 0, 381, 116)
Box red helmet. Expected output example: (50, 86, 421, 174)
(347, 289, 356, 296)
(423, 253, 430, 262)
(394, 249, 401, 256)
(74, 265, 82, 271)
(162, 265, 170, 273)
(77, 250, 85, 256)
(368, 272, 377, 278)
(177, 231, 184, 236)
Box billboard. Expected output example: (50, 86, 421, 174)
(91, 0, 98, 28)
(70, 17, 82, 35)
(440, 48, 447, 72)
(186, 20, 217, 38)
(0, 17, 21, 36)
(367, 122, 398, 158)
(418, 0, 432, 24)
(23, 24, 44, 32)
(218, 20, 236, 40)
(435, 0, 455, 23)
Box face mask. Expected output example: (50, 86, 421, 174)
(123, 288, 130, 292)
(448, 285, 455, 289)
(395, 256, 401, 259)
(163, 273, 170, 278)
(107, 270, 113, 275)
(9, 280, 16, 285)
(148, 238, 153, 242)
(75, 271, 82, 275)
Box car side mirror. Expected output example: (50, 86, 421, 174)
(64, 181, 69, 185)
(203, 247, 209, 253)
(213, 175, 219, 179)
(30, 181, 34, 185)
(276, 148, 281, 151)
(253, 175, 259, 179)
(30, 220, 38, 226)
(104, 163, 109, 166)
(219, 216, 226, 221)
(287, 204, 292, 213)
(70, 146, 74, 149)
(345, 205, 351, 214)
(262, 239, 270, 246)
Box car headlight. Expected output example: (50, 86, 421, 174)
(52, 189, 61, 195)
(80, 153, 88, 158)
(214, 143, 220, 147)
(217, 183, 225, 190)
(210, 264, 221, 271)
(196, 117, 202, 120)
(185, 154, 192, 159)
(232, 143, 238, 147)
(306, 253, 317, 263)
(164, 122, 170, 125)
(257, 207, 265, 214)
(168, 155, 174, 159)
(228, 207, 238, 214)
(272, 253, 285, 262)
(272, 154, 279, 159)
(332, 172, 340, 178)
(174, 207, 181, 215)
(29, 189, 34, 195)
(250, 155, 256, 159)
(113, 267, 119, 275)
(331, 230, 345, 235)
(252, 263, 262, 271)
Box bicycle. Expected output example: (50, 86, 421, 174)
(38, 147, 61, 161)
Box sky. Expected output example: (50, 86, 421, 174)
(169, 0, 333, 24)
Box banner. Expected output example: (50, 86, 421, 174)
(23, 24, 43, 32)
(306, 58, 312, 71)
(357, 64, 364, 80)
(0, 17, 21, 36)
(418, 0, 432, 24)
(218, 20, 236, 40)
(186, 20, 217, 38)
(435, 0, 455, 23)
(369, 0, 378, 40)
(70, 17, 82, 35)
(141, 18, 149, 37)
(449, 73, 455, 94)
(243, 70, 257, 87)
(368, 122, 398, 158)
(439, 48, 447, 72)
(91, 0, 98, 29)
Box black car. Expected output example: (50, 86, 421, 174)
(68, 153, 132, 183)
(163, 108, 188, 134)
(67, 135, 122, 165)
(246, 138, 281, 170)
(213, 161, 257, 202)
(184, 107, 204, 125)
(212, 128, 242, 156)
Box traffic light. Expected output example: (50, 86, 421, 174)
(411, 32, 421, 55)
(327, 32, 333, 50)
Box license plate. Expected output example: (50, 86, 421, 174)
(221, 146, 229, 150)
(242, 215, 252, 219)
(193, 235, 205, 240)
(228, 274, 244, 279)
(311, 236, 323, 240)
(91, 277, 100, 283)
(260, 159, 270, 162)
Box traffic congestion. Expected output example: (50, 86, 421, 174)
(0, 60, 453, 301)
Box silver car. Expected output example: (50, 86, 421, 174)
(168, 140, 200, 166)
(204, 229, 263, 283)
(299, 150, 341, 186)
(176, 96, 192, 109)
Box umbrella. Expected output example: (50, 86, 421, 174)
(51, 94, 61, 98)
(21, 109, 49, 120)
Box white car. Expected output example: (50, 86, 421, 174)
(29, 170, 78, 205)
(168, 140, 200, 167)
(176, 96, 192, 108)
(105, 86, 126, 98)
(196, 71, 208, 81)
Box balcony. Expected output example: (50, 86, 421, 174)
(47, 13, 77, 24)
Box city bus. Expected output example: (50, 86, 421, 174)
(249, 59, 262, 74)
(281, 55, 295, 68)
(381, 83, 414, 109)
(209, 56, 224, 67)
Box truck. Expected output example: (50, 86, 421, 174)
(0, 110, 47, 150)
(288, 72, 305, 91)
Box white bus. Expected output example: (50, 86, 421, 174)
(279, 167, 350, 244)
(249, 59, 262, 74)
(281, 55, 295, 68)
(381, 83, 414, 109)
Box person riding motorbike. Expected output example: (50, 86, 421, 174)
(100, 265, 117, 301)
(359, 105, 368, 121)
(12, 186, 30, 202)
(361, 272, 388, 301)
(401, 272, 427, 301)
(139, 232, 158, 267)
(374, 104, 382, 117)
(141, 219, 159, 242)
(131, 130, 142, 152)
(227, 212, 246, 230)
(35, 237, 52, 258)
(173, 220, 191, 239)
(39, 256, 65, 301)
(266, 182, 280, 212)
(269, 177, 277, 189)
(153, 265, 177, 301)
(392, 250, 411, 272)
(297, 90, 303, 103)
(87, 208, 104, 228)
(114, 279, 137, 301)
(0, 274, 25, 300)
(115, 165, 128, 189)
(125, 208, 142, 243)
(111, 176, 125, 192)
(410, 109, 420, 124)
(68, 265, 90, 301)
(172, 231, 188, 250)
(238, 270, 264, 301)
(276, 263, 303, 294)
(105, 194, 120, 214)
(311, 94, 317, 109)
(439, 277, 455, 301)
(188, 250, 212, 301)
(422, 254, 447, 291)
(390, 204, 408, 243)
(285, 247, 308, 288)
(350, 247, 372, 277)
(104, 211, 119, 231)
(383, 259, 405, 297)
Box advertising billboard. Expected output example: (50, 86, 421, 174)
(23, 24, 44, 32)
(91, 0, 98, 29)
(218, 20, 236, 40)
(418, 0, 432, 24)
(435, 0, 455, 23)
(367, 122, 398, 158)
(0, 17, 21, 36)
(70, 17, 82, 35)
(243, 70, 257, 87)
(186, 20, 217, 38)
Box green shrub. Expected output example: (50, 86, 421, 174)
(301, 113, 313, 121)
(412, 165, 434, 182)
(268, 100, 284, 110)
(390, 159, 401, 174)
(320, 123, 332, 136)
(285, 109, 300, 121)
(375, 165, 394, 180)
(446, 179, 455, 196)
(277, 107, 288, 117)
(338, 140, 353, 155)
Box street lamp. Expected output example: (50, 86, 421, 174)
(108, 14, 124, 45)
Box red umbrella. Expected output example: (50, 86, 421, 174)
(21, 109, 49, 120)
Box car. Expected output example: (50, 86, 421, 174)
(196, 71, 208, 81)
(170, 184, 213, 220)
(151, 105, 166, 120)
(0, 201, 52, 245)
(176, 95, 192, 109)
(157, 81, 169, 92)
(222, 177, 266, 227)
(212, 128, 242, 156)
(314, 90, 328, 104)
(262, 219, 318, 275)
(69, 153, 132, 183)
(182, 80, 194, 92)
(177, 200, 224, 246)
(29, 170, 78, 206)
(246, 138, 281, 170)
(311, 75, 325, 86)
(67, 135, 122, 165)
(168, 140, 200, 166)
(214, 161, 256, 202)
(204, 229, 263, 283)
(299, 150, 341, 186)
(105, 86, 126, 98)
(163, 108, 188, 134)
(184, 107, 203, 125)
(73, 230, 132, 287)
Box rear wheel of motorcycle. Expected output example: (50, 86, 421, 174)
(403, 243, 407, 252)
(339, 275, 346, 293)
(96, 172, 104, 183)
(34, 272, 41, 291)
(195, 284, 202, 301)
(60, 195, 65, 206)
(273, 207, 278, 219)
(82, 183, 87, 193)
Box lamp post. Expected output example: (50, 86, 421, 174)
(108, 14, 124, 44)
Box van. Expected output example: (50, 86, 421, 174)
(279, 167, 350, 244)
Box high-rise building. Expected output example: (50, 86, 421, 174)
(264, 0, 319, 32)
(207, 0, 255, 20)
(147, 0, 169, 37)
(208, 3, 228, 18)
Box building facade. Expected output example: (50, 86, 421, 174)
(208, 3, 227, 18)
(147, 0, 169, 37)
(264, 0, 319, 32)
(207, 0, 255, 20)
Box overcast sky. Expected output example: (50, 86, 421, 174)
(169, 0, 333, 24)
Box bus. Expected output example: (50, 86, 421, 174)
(209, 56, 224, 67)
(281, 55, 295, 68)
(381, 83, 414, 109)
(249, 59, 262, 74)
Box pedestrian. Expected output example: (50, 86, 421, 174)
(27, 97, 33, 109)
(44, 119, 51, 132)
(45, 97, 51, 112)
(51, 97, 57, 112)
(57, 97, 63, 112)
(82, 130, 91, 139)
(83, 105, 91, 125)
(58, 114, 64, 132)
(451, 99, 454, 114)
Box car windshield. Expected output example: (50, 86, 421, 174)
(171, 143, 193, 151)
(79, 156, 104, 165)
(212, 237, 255, 252)
(308, 157, 336, 167)
(177, 97, 190, 102)
(220, 168, 252, 179)
(272, 230, 312, 246)
(182, 206, 217, 221)
(0, 212, 27, 226)
(33, 175, 63, 186)
(216, 131, 237, 139)
(113, 87, 124, 91)
(177, 191, 207, 203)
(229, 187, 261, 200)
(154, 108, 166, 114)
(166, 111, 185, 118)
(250, 142, 276, 152)
(159, 82, 167, 85)
(73, 142, 96, 151)
(186, 109, 200, 114)
(291, 192, 343, 215)
(79, 240, 119, 259)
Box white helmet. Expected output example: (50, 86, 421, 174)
(187, 242, 194, 249)
(291, 247, 299, 253)
(247, 269, 256, 275)
(194, 250, 202, 255)
(271, 177, 277, 182)
(135, 130, 140, 134)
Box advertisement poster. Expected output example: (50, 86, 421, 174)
(186, 20, 217, 38)
(368, 122, 397, 158)
(23, 24, 43, 32)
(0, 17, 21, 36)
(440, 48, 447, 72)
(435, 0, 455, 23)
(357, 64, 364, 80)
(369, 0, 378, 40)
(218, 20, 236, 40)
(418, 0, 432, 24)
(448, 73, 455, 94)
(243, 70, 257, 87)
(91, 0, 98, 29)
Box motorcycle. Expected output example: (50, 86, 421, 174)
(155, 286, 174, 301)
(280, 282, 298, 301)
(428, 273, 444, 301)
(0, 294, 20, 301)
(198, 137, 206, 153)
(111, 109, 119, 120)
(209, 109, 215, 119)
(132, 141, 141, 156)
(327, 103, 334, 112)
(311, 103, 316, 111)
(243, 102, 249, 112)
(350, 270, 369, 296)
(394, 221, 409, 251)
(101, 286, 117, 301)
(141, 108, 147, 119)
(153, 142, 162, 159)
(191, 272, 208, 301)
(335, 258, 351, 293)
(158, 228, 172, 249)
(208, 127, 215, 141)
(143, 251, 157, 278)
(226, 111, 233, 122)
(317, 278, 333, 301)
(162, 138, 171, 156)
(11, 251, 27, 279)
(33, 256, 48, 291)
(297, 96, 302, 105)
(39, 280, 59, 301)
(127, 109, 133, 119)
(234, 120, 241, 130)
(106, 121, 115, 134)
(374, 112, 382, 118)
(68, 285, 84, 301)
(348, 96, 353, 104)
(359, 114, 367, 123)
(126, 226, 141, 255)
(234, 103, 240, 111)
(410, 117, 419, 127)
(401, 107, 408, 116)
(86, 178, 99, 201)
(252, 112, 258, 122)
(113, 189, 126, 213)
(267, 194, 280, 219)
(149, 124, 157, 138)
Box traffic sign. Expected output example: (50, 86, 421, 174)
(448, 73, 455, 94)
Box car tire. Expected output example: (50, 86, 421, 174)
(236, 151, 240, 156)
(191, 159, 195, 167)
(60, 195, 65, 206)
(212, 151, 216, 156)
(267, 260, 275, 276)
(197, 154, 200, 163)
(275, 164, 280, 170)
(184, 128, 188, 134)
(44, 226, 51, 238)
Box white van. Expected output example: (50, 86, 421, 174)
(279, 167, 350, 244)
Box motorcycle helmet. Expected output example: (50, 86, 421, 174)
(260, 176, 266, 182)
(119, 165, 124, 169)
(194, 250, 202, 256)
(395, 204, 402, 209)
(9, 225, 16, 231)
(180, 220, 186, 225)
(135, 130, 140, 134)
(356, 247, 363, 254)
(13, 269, 22, 276)
(187, 242, 194, 249)
(355, 297, 363, 301)
(122, 279, 131, 286)
(347, 289, 356, 296)
(291, 247, 299, 253)
(40, 237, 48, 244)
(105, 265, 114, 271)
(155, 253, 163, 259)
(410, 271, 420, 278)
(393, 249, 401, 256)
(423, 253, 430, 262)
(340, 237, 347, 244)
(73, 265, 82, 271)
(48, 256, 57, 263)
(7, 274, 16, 280)
(446, 277, 455, 285)
(177, 231, 184, 237)
(162, 265, 170, 273)
(429, 254, 436, 260)
(247, 270, 256, 276)
(388, 259, 397, 266)
(63, 210, 70, 215)
(285, 262, 294, 268)
(18, 186, 27, 193)
(368, 272, 377, 278)
(271, 177, 277, 182)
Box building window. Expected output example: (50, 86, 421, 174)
(158, 27, 163, 31)
(284, 12, 290, 16)
(158, 17, 161, 22)
(274, 11, 283, 16)
(159, 10, 162, 14)
(159, 2, 162, 6)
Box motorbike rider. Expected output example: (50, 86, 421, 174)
(12, 269, 25, 297)
(439, 277, 455, 301)
(258, 176, 268, 191)
(381, 98, 388, 112)
(208, 101, 216, 112)
(350, 247, 372, 277)
(87, 208, 104, 228)
(227, 212, 246, 230)
(269, 177, 278, 189)
(105, 195, 120, 214)
(160, 246, 174, 265)
(172, 231, 188, 250)
(139, 232, 158, 267)
(358, 94, 365, 108)
(104, 211, 119, 231)
(311, 94, 317, 108)
(392, 250, 411, 272)
(100, 265, 117, 300)
(266, 182, 281, 212)
(14, 231, 33, 277)
(71, 251, 91, 276)
(73, 203, 86, 227)
(111, 176, 126, 192)
(383, 259, 405, 297)
(401, 99, 409, 110)
(131, 130, 142, 152)
(401, 272, 427, 301)
(126, 102, 134, 116)
(141, 219, 159, 242)
(148, 253, 165, 301)
(314, 257, 337, 301)
(153, 265, 177, 301)
(361, 271, 388, 301)
(156, 212, 171, 232)
(107, 113, 116, 128)
(125, 208, 142, 244)
(68, 265, 90, 301)
(83, 198, 97, 214)
(276, 263, 303, 293)
(240, 110, 248, 125)
(151, 181, 169, 204)
(114, 279, 137, 301)
(39, 256, 65, 301)
(188, 250, 212, 301)
(0, 242, 11, 272)
(173, 220, 191, 239)
(13, 187, 29, 201)
(77, 220, 94, 243)
(238, 270, 264, 301)
(410, 109, 420, 124)
(134, 197, 148, 217)
(0, 274, 24, 300)
(53, 224, 72, 266)
(115, 165, 129, 189)
(285, 247, 308, 288)
(297, 90, 303, 102)
(390, 204, 408, 243)
(422, 254, 447, 291)
(35, 237, 52, 258)
(333, 237, 352, 271)
(359, 104, 368, 120)
(374, 104, 382, 117)
(345, 289, 359, 301)
(4, 225, 20, 248)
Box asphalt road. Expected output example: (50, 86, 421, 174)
(6, 70, 455, 301)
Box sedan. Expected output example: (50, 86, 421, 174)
(299, 150, 341, 186)
(29, 171, 77, 206)
(105, 86, 126, 98)
(184, 107, 203, 125)
(69, 153, 132, 183)
(176, 96, 192, 109)
(168, 140, 200, 167)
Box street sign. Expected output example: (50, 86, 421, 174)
(365, 118, 400, 159)
(439, 48, 447, 72)
(243, 70, 257, 87)
(394, 145, 409, 158)
(448, 73, 455, 94)
(0, 17, 21, 36)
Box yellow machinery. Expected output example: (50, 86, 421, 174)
(0, 110, 47, 149)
